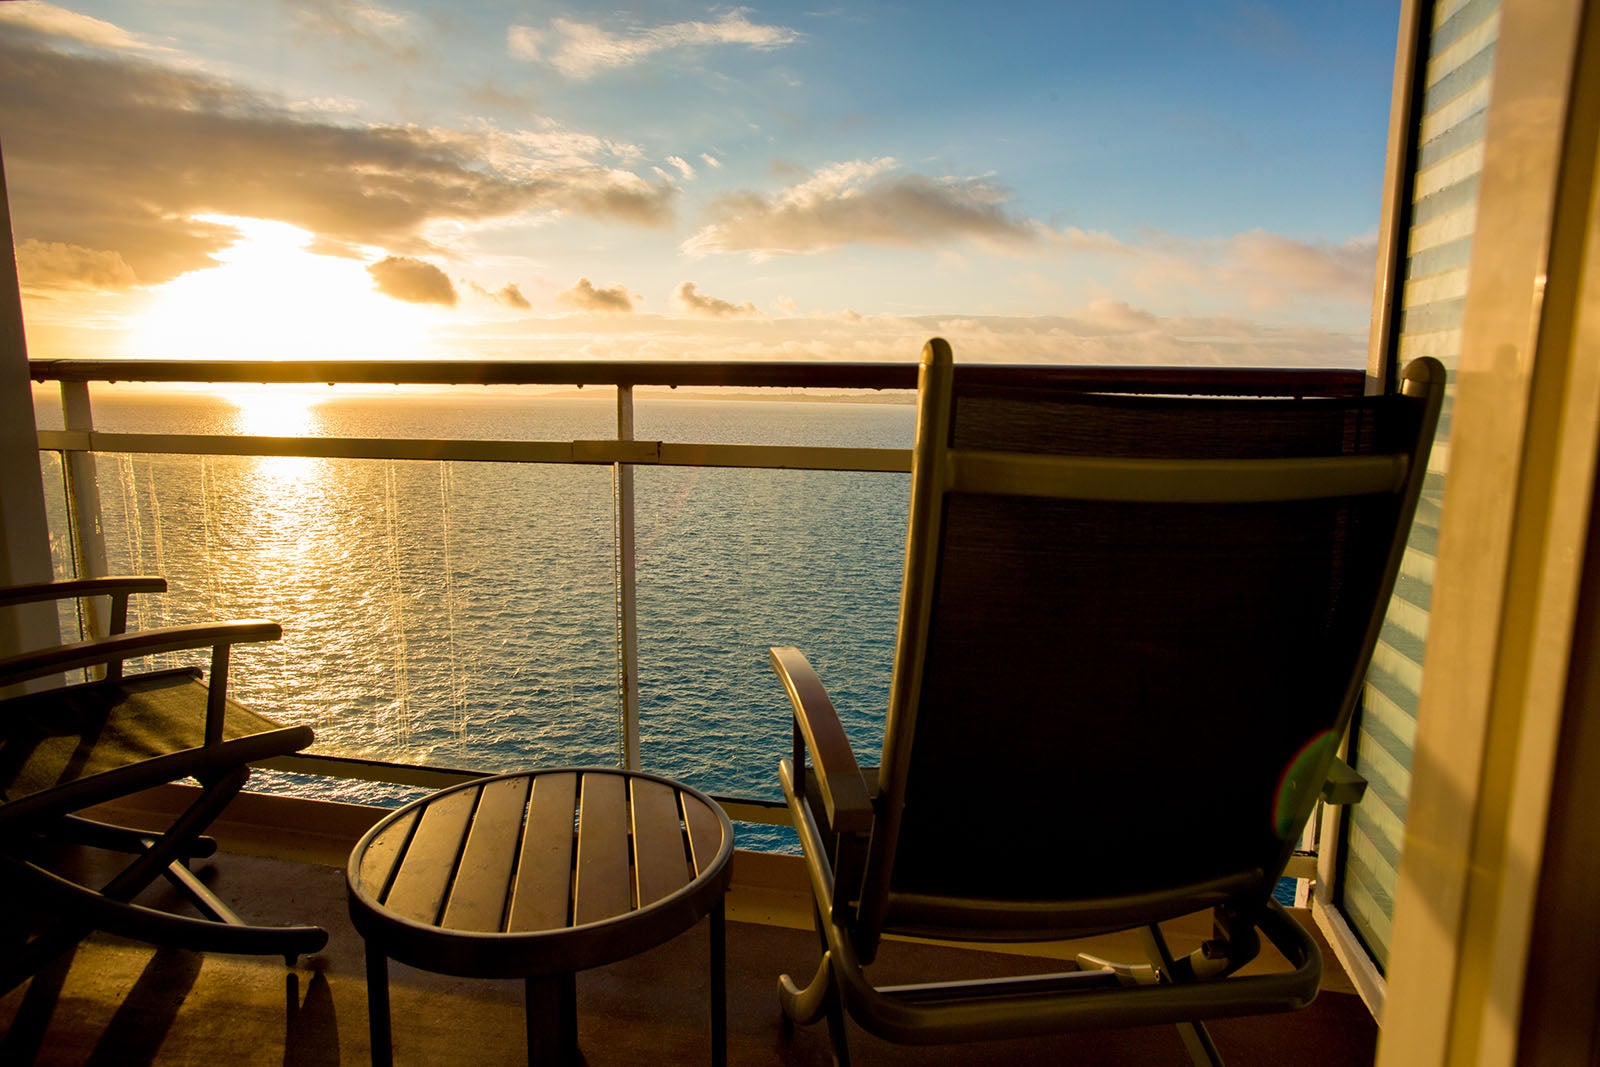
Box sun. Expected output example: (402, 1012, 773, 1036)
(221, 384, 321, 436)
(124, 215, 447, 361)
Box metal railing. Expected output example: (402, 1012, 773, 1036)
(30, 357, 1366, 830)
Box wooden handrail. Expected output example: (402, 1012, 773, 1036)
(29, 358, 1366, 397)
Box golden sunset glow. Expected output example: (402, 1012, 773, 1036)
(220, 381, 327, 488)
(223, 384, 320, 437)
(124, 217, 446, 362)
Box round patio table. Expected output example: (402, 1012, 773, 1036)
(347, 767, 734, 1065)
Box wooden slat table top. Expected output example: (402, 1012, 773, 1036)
(382, 787, 476, 925)
(508, 771, 577, 933)
(442, 775, 529, 931)
(356, 806, 419, 899)
(346, 768, 734, 979)
(682, 792, 724, 878)
(574, 772, 631, 925)
(631, 776, 691, 908)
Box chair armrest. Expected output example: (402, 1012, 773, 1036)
(0, 621, 282, 689)
(0, 576, 167, 608)
(770, 646, 873, 834)
(0, 575, 169, 637)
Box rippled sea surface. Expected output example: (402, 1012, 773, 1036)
(36, 389, 915, 850)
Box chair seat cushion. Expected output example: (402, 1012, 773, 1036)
(0, 667, 309, 821)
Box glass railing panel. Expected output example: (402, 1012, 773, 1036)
(630, 395, 914, 849)
(32, 382, 927, 826)
(79, 447, 618, 807)
(634, 463, 908, 849)
(35, 448, 82, 642)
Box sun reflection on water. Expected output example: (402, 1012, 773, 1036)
(222, 388, 328, 560)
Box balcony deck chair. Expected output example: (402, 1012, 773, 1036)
(772, 339, 1443, 1065)
(0, 576, 328, 993)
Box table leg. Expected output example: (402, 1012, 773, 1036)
(365, 942, 392, 1067)
(711, 899, 727, 1067)
(526, 973, 578, 1063)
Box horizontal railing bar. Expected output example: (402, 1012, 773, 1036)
(36, 430, 914, 473)
(660, 441, 910, 473)
(1284, 853, 1318, 881)
(260, 752, 790, 825)
(30, 358, 1366, 397)
(258, 753, 486, 789)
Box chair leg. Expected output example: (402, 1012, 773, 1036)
(778, 954, 836, 1026)
(1139, 925, 1227, 1067)
(50, 812, 219, 860)
(776, 902, 851, 1065)
(822, 985, 852, 1067)
(2, 763, 327, 989)
(1177, 1020, 1225, 1067)
(99, 765, 251, 903)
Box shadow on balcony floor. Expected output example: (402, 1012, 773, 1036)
(0, 850, 1377, 1066)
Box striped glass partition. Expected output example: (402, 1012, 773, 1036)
(1339, 0, 1499, 970)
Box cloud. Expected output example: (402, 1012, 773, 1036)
(0, 21, 676, 287)
(506, 26, 541, 60)
(895, 223, 1371, 320)
(465, 80, 539, 115)
(289, 0, 421, 62)
(508, 11, 800, 79)
(666, 155, 696, 180)
(463, 280, 532, 309)
(675, 282, 758, 319)
(441, 301, 1367, 370)
(494, 282, 531, 310)
(368, 256, 457, 305)
(917, 306, 1367, 367)
(15, 239, 139, 291)
(1225, 231, 1376, 304)
(558, 277, 636, 313)
(683, 158, 1043, 258)
(0, 1, 166, 55)
(1123, 230, 1377, 309)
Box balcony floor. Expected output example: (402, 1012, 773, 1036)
(1, 795, 1378, 1066)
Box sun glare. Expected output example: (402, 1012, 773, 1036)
(125, 216, 446, 361)
(223, 385, 320, 437)
(219, 384, 327, 489)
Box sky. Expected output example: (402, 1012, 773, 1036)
(1, 1, 1401, 369)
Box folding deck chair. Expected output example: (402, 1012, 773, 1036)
(772, 338, 1443, 1064)
(0, 576, 328, 992)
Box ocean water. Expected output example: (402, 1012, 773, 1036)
(34, 389, 915, 850)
